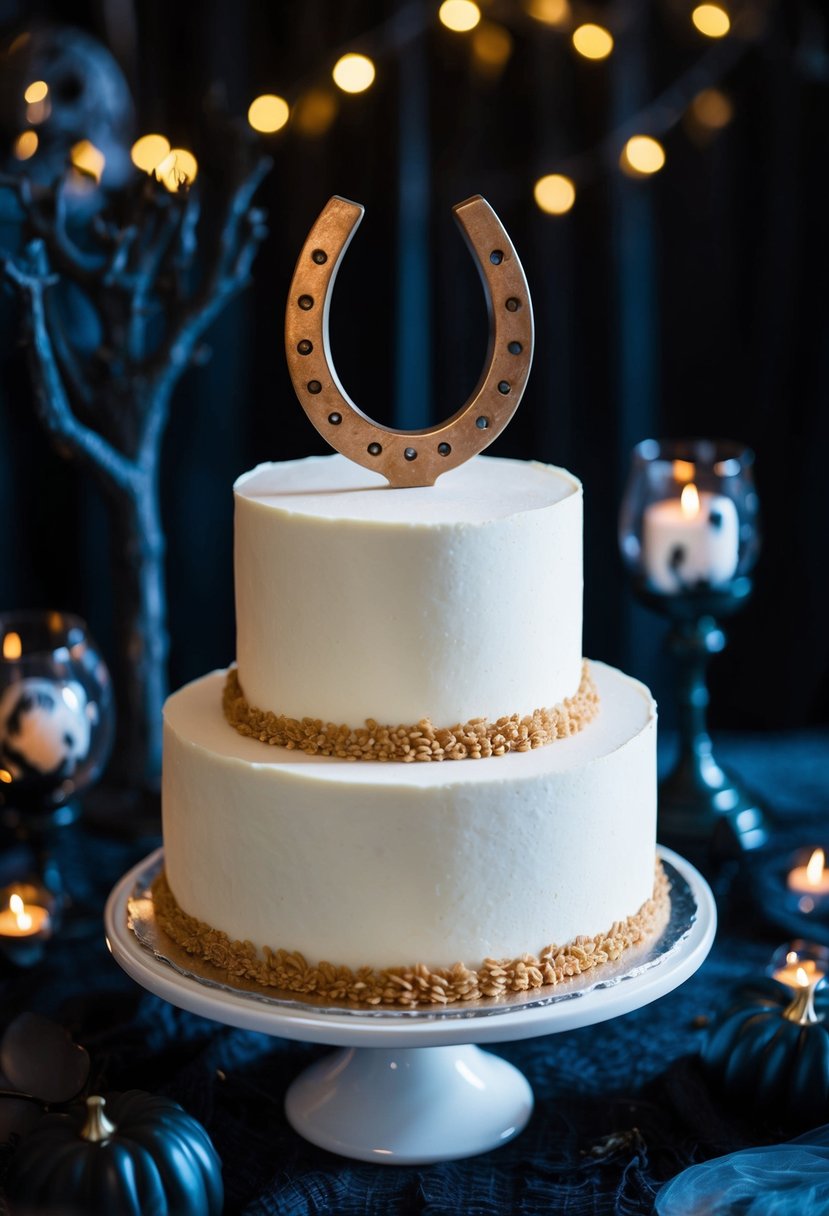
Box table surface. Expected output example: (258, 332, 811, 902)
(2, 728, 828, 1216)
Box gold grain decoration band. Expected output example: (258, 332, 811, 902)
(152, 863, 668, 1008)
(222, 660, 599, 761)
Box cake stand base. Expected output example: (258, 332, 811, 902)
(285, 1044, 533, 1163)
(105, 846, 715, 1165)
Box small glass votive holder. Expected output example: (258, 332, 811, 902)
(619, 438, 760, 599)
(618, 439, 766, 864)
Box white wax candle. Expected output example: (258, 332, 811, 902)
(641, 484, 739, 594)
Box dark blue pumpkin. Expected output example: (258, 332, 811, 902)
(702, 977, 829, 1129)
(8, 1090, 223, 1216)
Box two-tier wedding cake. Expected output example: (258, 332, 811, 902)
(156, 451, 664, 1007)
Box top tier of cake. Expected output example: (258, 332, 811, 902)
(234, 453, 583, 729)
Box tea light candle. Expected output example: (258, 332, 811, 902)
(773, 950, 827, 991)
(787, 849, 829, 910)
(0, 891, 50, 939)
(642, 481, 740, 594)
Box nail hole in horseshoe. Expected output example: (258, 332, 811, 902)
(490, 250, 504, 265)
(505, 297, 521, 312)
(438, 442, 451, 456)
(307, 381, 322, 394)
(297, 340, 313, 355)
(508, 341, 522, 355)
(476, 416, 489, 430)
(498, 381, 511, 395)
(368, 442, 382, 456)
(404, 448, 417, 461)
(298, 295, 314, 310)
(311, 249, 328, 264)
(328, 412, 342, 425)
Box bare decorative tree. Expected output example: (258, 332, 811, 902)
(0, 134, 271, 797)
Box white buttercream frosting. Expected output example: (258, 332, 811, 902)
(233, 454, 583, 727)
(162, 661, 656, 973)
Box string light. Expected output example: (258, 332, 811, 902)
(13, 131, 38, 160)
(620, 135, 665, 176)
(534, 174, 576, 215)
(70, 140, 105, 183)
(692, 4, 731, 38)
(332, 53, 376, 94)
(155, 148, 198, 192)
(690, 87, 733, 130)
(23, 80, 48, 104)
(207, 0, 749, 213)
(524, 0, 569, 27)
(131, 134, 171, 174)
(293, 89, 338, 137)
(248, 94, 290, 134)
(472, 22, 513, 73)
(439, 0, 481, 33)
(26, 98, 50, 124)
(572, 23, 614, 60)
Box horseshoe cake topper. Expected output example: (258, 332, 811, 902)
(285, 195, 534, 489)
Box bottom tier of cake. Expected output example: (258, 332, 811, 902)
(160, 661, 659, 1006)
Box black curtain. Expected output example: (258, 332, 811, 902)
(1, 0, 827, 728)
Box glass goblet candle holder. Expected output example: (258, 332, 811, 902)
(0, 611, 114, 901)
(619, 439, 766, 863)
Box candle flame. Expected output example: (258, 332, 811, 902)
(786, 950, 798, 965)
(796, 966, 810, 988)
(2, 632, 22, 660)
(9, 893, 32, 931)
(680, 483, 700, 517)
(807, 849, 825, 885)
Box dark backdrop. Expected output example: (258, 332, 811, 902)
(1, 0, 828, 730)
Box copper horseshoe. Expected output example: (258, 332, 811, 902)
(285, 194, 534, 488)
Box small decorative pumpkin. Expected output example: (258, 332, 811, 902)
(8, 1090, 223, 1216)
(702, 976, 829, 1129)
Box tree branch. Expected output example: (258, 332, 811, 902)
(2, 247, 138, 494)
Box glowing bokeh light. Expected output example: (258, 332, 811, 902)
(690, 87, 733, 129)
(293, 89, 338, 137)
(332, 53, 376, 94)
(620, 135, 665, 176)
(472, 22, 513, 70)
(525, 0, 569, 26)
(23, 80, 48, 104)
(13, 130, 38, 160)
(248, 94, 290, 133)
(70, 140, 105, 183)
(692, 4, 731, 38)
(156, 148, 199, 192)
(534, 174, 576, 215)
(131, 133, 171, 173)
(2, 631, 22, 660)
(26, 98, 50, 124)
(572, 23, 614, 60)
(439, 0, 481, 32)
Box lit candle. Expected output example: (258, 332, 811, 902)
(773, 950, 827, 991)
(0, 892, 50, 939)
(787, 849, 829, 906)
(641, 477, 740, 593)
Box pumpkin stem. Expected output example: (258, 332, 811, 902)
(80, 1096, 117, 1143)
(784, 983, 822, 1025)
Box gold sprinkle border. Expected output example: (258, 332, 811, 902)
(222, 660, 599, 761)
(152, 862, 669, 1008)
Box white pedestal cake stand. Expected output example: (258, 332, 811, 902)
(104, 846, 715, 1165)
